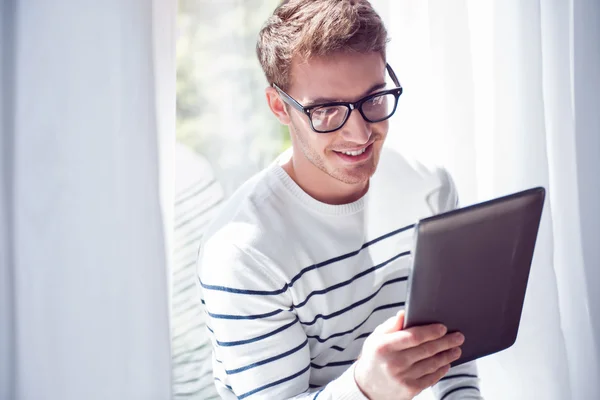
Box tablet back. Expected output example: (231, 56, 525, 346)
(404, 187, 545, 367)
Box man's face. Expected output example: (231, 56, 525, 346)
(285, 52, 389, 185)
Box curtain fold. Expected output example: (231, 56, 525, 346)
(542, 1, 600, 399)
(485, 2, 570, 398)
(0, 2, 17, 398)
(370, 0, 600, 398)
(152, 0, 177, 282)
(0, 1, 175, 399)
(572, 0, 600, 376)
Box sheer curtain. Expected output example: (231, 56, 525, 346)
(0, 1, 175, 399)
(370, 0, 600, 398)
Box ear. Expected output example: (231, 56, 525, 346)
(265, 86, 292, 125)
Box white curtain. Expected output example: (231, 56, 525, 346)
(370, 0, 600, 398)
(0, 1, 176, 399)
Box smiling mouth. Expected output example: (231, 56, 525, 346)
(333, 141, 374, 157)
(336, 147, 367, 156)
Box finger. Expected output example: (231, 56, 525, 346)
(408, 347, 462, 380)
(401, 332, 464, 365)
(394, 310, 405, 332)
(374, 309, 404, 334)
(378, 323, 448, 353)
(415, 363, 451, 389)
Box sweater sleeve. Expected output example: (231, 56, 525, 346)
(431, 361, 483, 399)
(198, 234, 369, 400)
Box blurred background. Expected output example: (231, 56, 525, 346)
(1, 1, 599, 400)
(176, 0, 288, 196)
(172, 2, 283, 398)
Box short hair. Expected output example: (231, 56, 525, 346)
(256, 0, 389, 90)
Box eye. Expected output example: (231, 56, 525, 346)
(369, 95, 385, 106)
(313, 107, 340, 118)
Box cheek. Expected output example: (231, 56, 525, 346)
(290, 113, 316, 141)
(309, 133, 336, 156)
(373, 120, 389, 137)
(292, 116, 336, 153)
(320, 131, 347, 154)
(293, 113, 312, 132)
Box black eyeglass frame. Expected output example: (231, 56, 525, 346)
(272, 63, 403, 134)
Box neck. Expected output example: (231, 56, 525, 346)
(282, 151, 369, 205)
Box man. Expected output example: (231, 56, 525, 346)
(198, 0, 482, 398)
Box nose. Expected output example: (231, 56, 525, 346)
(340, 108, 371, 145)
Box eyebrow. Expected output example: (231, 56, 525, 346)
(304, 82, 387, 107)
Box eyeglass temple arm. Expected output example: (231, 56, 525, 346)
(272, 83, 308, 115)
(386, 63, 402, 88)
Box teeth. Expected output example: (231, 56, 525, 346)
(341, 147, 367, 156)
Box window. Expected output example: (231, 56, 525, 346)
(173, 1, 286, 398)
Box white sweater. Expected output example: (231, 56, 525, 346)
(198, 147, 483, 399)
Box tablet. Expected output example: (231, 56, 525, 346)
(403, 187, 546, 367)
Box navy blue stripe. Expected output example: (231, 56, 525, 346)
(355, 331, 372, 341)
(309, 384, 320, 389)
(222, 339, 309, 375)
(202, 296, 293, 320)
(199, 279, 289, 295)
(238, 364, 311, 399)
(440, 386, 480, 400)
(208, 307, 286, 320)
(214, 377, 233, 391)
(288, 224, 415, 288)
(314, 389, 324, 399)
(207, 317, 299, 347)
(294, 250, 411, 309)
(300, 276, 408, 326)
(199, 224, 414, 296)
(320, 333, 372, 357)
(439, 374, 478, 382)
(202, 251, 410, 323)
(311, 360, 355, 370)
(307, 302, 404, 343)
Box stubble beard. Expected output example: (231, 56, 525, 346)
(289, 119, 379, 185)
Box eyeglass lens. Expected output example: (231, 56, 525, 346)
(310, 92, 396, 132)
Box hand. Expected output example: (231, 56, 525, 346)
(354, 310, 464, 400)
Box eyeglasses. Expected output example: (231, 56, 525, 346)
(273, 63, 403, 134)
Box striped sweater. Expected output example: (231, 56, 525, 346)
(198, 147, 483, 399)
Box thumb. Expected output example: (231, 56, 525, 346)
(375, 309, 405, 334)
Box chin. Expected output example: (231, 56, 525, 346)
(327, 152, 380, 185)
(329, 163, 377, 185)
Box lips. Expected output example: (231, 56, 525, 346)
(333, 142, 374, 163)
(333, 140, 375, 156)
(336, 147, 367, 157)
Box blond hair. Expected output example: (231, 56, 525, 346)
(256, 0, 388, 90)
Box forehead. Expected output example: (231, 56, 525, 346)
(288, 52, 386, 102)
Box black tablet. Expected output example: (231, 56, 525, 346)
(403, 187, 546, 367)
